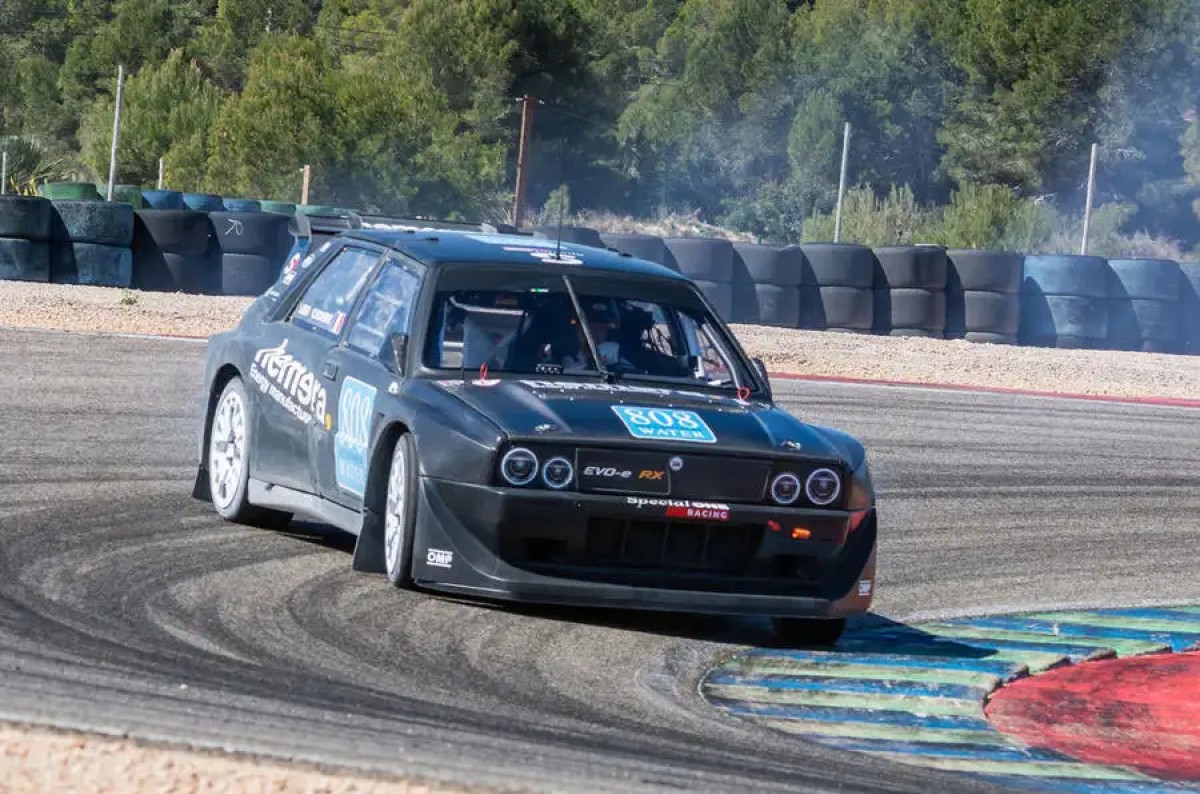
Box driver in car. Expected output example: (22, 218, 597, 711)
(562, 299, 628, 371)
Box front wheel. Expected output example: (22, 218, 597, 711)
(771, 617, 846, 648)
(384, 433, 419, 587)
(207, 377, 291, 529)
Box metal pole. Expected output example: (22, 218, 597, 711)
(157, 157, 164, 190)
(1, 151, 7, 196)
(106, 65, 126, 202)
(833, 122, 851, 243)
(1080, 142, 1099, 256)
(301, 164, 311, 205)
(512, 95, 536, 227)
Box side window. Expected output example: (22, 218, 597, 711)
(291, 247, 381, 339)
(346, 261, 422, 360)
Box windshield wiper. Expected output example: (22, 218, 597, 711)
(562, 275, 615, 383)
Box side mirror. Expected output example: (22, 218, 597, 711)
(752, 357, 772, 400)
(388, 332, 409, 375)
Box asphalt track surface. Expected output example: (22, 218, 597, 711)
(0, 327, 1197, 793)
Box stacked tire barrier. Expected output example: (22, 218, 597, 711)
(131, 210, 219, 294)
(798, 243, 874, 332)
(872, 246, 947, 338)
(50, 200, 135, 286)
(182, 193, 224, 212)
(732, 244, 804, 326)
(1106, 259, 1183, 353)
(142, 190, 185, 210)
(532, 225, 605, 249)
(211, 211, 291, 296)
(664, 237, 735, 319)
(0, 197, 54, 282)
(598, 232, 670, 268)
(1182, 263, 1200, 355)
(38, 182, 101, 201)
(1018, 255, 1110, 349)
(945, 250, 1023, 345)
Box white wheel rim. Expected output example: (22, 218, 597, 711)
(209, 388, 246, 511)
(385, 443, 407, 578)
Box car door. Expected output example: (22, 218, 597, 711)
(249, 244, 386, 493)
(315, 256, 425, 509)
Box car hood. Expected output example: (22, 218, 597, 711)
(428, 377, 855, 464)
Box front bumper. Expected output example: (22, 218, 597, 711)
(410, 478, 877, 619)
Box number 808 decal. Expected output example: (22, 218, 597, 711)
(611, 406, 717, 444)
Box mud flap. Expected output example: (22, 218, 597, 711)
(351, 506, 388, 574)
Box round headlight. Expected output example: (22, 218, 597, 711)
(501, 448, 539, 486)
(542, 457, 574, 489)
(806, 467, 842, 506)
(770, 472, 802, 505)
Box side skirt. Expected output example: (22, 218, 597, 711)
(247, 479, 362, 537)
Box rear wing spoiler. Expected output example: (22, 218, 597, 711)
(287, 210, 525, 240)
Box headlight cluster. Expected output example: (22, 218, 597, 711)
(500, 447, 575, 490)
(770, 467, 843, 507)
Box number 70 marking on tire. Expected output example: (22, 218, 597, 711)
(611, 406, 717, 444)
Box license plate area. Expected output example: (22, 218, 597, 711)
(576, 448, 671, 495)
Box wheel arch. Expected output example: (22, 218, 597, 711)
(192, 363, 245, 501)
(351, 419, 412, 574)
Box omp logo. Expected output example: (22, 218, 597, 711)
(426, 548, 453, 568)
(335, 377, 376, 497)
(584, 466, 632, 479)
(638, 470, 666, 481)
(250, 340, 327, 425)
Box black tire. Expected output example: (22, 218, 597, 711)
(693, 279, 734, 320)
(142, 190, 184, 210)
(947, 250, 1023, 293)
(598, 232, 669, 266)
(532, 225, 605, 249)
(872, 245, 948, 290)
(0, 237, 50, 282)
(1106, 259, 1182, 302)
(963, 332, 1017, 345)
(39, 181, 101, 201)
(165, 251, 220, 295)
(223, 198, 262, 213)
(802, 286, 872, 330)
(1021, 334, 1097, 350)
(113, 185, 145, 208)
(260, 200, 298, 215)
(208, 377, 292, 529)
(665, 237, 735, 282)
(798, 243, 874, 288)
(53, 243, 133, 287)
(964, 290, 1020, 335)
(752, 284, 802, 327)
(880, 288, 946, 331)
(734, 243, 806, 286)
(384, 433, 419, 588)
(183, 192, 224, 212)
(888, 329, 943, 339)
(1019, 293, 1108, 342)
(1022, 255, 1109, 299)
(0, 196, 54, 240)
(134, 210, 214, 256)
(52, 200, 135, 246)
(221, 253, 280, 296)
(1181, 262, 1200, 354)
(210, 211, 291, 257)
(1108, 298, 1182, 352)
(771, 617, 845, 647)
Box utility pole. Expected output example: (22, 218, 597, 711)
(157, 157, 164, 190)
(833, 121, 851, 243)
(512, 95, 536, 228)
(301, 164, 311, 205)
(1, 151, 7, 196)
(1080, 143, 1099, 256)
(106, 64, 126, 202)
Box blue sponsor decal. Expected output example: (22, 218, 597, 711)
(335, 377, 376, 496)
(611, 406, 717, 444)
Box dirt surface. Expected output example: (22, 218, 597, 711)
(2, 281, 1197, 400)
(0, 725, 474, 793)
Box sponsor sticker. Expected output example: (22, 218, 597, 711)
(611, 406, 717, 444)
(335, 377, 376, 496)
(250, 340, 327, 425)
(426, 548, 453, 568)
(626, 496, 730, 522)
(519, 380, 709, 399)
(858, 579, 873, 597)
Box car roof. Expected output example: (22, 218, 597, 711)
(341, 228, 689, 282)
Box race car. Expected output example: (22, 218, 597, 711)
(192, 224, 877, 644)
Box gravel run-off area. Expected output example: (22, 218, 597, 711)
(1, 280, 1198, 401)
(0, 278, 1197, 790)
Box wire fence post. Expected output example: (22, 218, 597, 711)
(0, 151, 7, 196)
(1079, 142, 1099, 256)
(106, 64, 126, 202)
(157, 157, 164, 190)
(301, 164, 311, 205)
(834, 121, 851, 243)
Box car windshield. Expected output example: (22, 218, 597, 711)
(423, 269, 748, 388)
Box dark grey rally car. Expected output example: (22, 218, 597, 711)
(193, 225, 877, 643)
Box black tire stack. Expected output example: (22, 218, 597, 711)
(872, 246, 948, 338)
(131, 210, 219, 294)
(598, 232, 671, 268)
(733, 243, 804, 326)
(532, 225, 605, 249)
(50, 201, 135, 286)
(1182, 262, 1200, 355)
(210, 211, 292, 296)
(945, 250, 1023, 345)
(0, 197, 54, 282)
(1018, 255, 1110, 349)
(798, 243, 874, 332)
(664, 237, 735, 320)
(1105, 259, 1184, 353)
